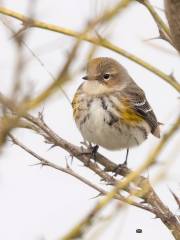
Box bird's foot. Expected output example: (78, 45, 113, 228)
(80, 142, 99, 161)
(89, 144, 99, 160)
(113, 161, 127, 176)
(113, 148, 129, 176)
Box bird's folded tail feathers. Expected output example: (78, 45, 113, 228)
(152, 124, 161, 138)
(153, 122, 163, 138)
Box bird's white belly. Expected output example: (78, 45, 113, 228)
(77, 99, 150, 150)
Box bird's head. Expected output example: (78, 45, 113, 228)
(82, 57, 130, 95)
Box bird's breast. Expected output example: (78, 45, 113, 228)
(73, 95, 150, 150)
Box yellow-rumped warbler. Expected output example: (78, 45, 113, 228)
(72, 57, 160, 163)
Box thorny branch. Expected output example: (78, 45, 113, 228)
(0, 92, 180, 239)
(61, 114, 180, 240)
(0, 6, 179, 92)
(9, 134, 152, 212)
(136, 0, 172, 43)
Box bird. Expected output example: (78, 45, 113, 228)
(72, 57, 160, 165)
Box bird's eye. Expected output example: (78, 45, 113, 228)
(103, 73, 110, 80)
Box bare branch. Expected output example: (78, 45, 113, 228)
(61, 115, 180, 240)
(0, 7, 179, 91)
(165, 0, 180, 52)
(9, 133, 153, 213)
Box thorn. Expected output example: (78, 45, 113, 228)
(29, 162, 46, 167)
(143, 35, 162, 42)
(169, 72, 176, 81)
(159, 29, 168, 41)
(169, 188, 180, 208)
(64, 154, 74, 166)
(65, 156, 70, 169)
(68, 154, 74, 165)
(89, 193, 103, 200)
(29, 162, 40, 167)
(47, 144, 57, 151)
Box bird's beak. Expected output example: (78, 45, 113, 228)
(82, 75, 88, 80)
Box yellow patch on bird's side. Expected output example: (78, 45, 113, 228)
(121, 109, 143, 125)
(72, 93, 80, 119)
(120, 99, 144, 125)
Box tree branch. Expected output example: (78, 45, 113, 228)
(9, 133, 153, 212)
(61, 115, 180, 240)
(0, 91, 180, 239)
(0, 7, 179, 92)
(136, 0, 172, 42)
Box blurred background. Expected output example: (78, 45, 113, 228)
(0, 0, 179, 239)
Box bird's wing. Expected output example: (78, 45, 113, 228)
(124, 83, 160, 138)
